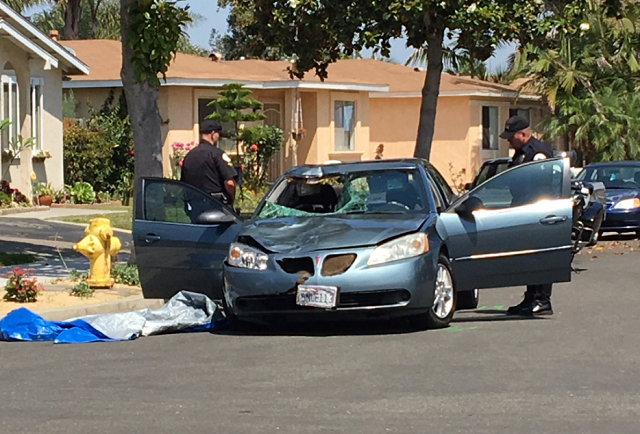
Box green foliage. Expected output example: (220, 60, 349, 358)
(69, 269, 88, 282)
(66, 182, 95, 204)
(111, 263, 140, 286)
(70, 280, 93, 298)
(0, 192, 11, 207)
(206, 83, 266, 165)
(63, 90, 77, 118)
(0, 252, 37, 267)
(238, 125, 284, 191)
(64, 91, 134, 199)
(126, 0, 192, 86)
(3, 267, 43, 303)
(512, 0, 640, 162)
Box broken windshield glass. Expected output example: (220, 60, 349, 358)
(256, 169, 429, 219)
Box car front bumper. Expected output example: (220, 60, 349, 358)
(223, 247, 438, 322)
(600, 207, 640, 232)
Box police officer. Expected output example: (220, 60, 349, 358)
(499, 115, 555, 316)
(181, 120, 237, 207)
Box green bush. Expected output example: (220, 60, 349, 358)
(66, 182, 94, 204)
(70, 280, 93, 298)
(63, 90, 134, 199)
(238, 125, 284, 191)
(112, 263, 140, 286)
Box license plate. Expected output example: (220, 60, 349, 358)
(296, 285, 338, 309)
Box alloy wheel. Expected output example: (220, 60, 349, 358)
(433, 264, 455, 319)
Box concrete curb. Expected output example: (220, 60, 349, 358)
(0, 295, 165, 322)
(46, 218, 132, 234)
(0, 206, 50, 216)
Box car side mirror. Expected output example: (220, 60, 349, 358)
(196, 209, 236, 225)
(455, 196, 484, 217)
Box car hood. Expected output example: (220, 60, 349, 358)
(240, 215, 428, 253)
(605, 188, 640, 203)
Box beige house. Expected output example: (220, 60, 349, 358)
(0, 1, 88, 196)
(61, 39, 548, 184)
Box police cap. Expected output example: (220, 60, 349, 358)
(499, 115, 529, 139)
(200, 120, 223, 134)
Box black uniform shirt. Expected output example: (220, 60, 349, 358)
(181, 140, 237, 201)
(509, 136, 555, 167)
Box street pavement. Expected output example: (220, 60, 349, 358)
(0, 245, 639, 434)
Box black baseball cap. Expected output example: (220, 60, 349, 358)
(200, 119, 223, 134)
(499, 115, 529, 139)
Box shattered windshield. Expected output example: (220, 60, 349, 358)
(256, 169, 430, 219)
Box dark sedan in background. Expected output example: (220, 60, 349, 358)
(133, 158, 574, 330)
(577, 161, 640, 236)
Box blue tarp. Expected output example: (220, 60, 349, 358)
(0, 291, 224, 344)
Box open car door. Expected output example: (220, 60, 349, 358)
(132, 178, 242, 300)
(439, 158, 573, 291)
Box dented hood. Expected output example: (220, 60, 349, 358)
(241, 215, 427, 253)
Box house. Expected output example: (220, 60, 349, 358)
(0, 1, 88, 197)
(61, 39, 549, 184)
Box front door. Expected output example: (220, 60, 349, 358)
(439, 158, 573, 291)
(132, 178, 242, 300)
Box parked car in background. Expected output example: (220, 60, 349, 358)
(576, 161, 640, 237)
(133, 158, 575, 330)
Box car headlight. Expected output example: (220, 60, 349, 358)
(613, 198, 640, 210)
(367, 233, 429, 266)
(228, 242, 269, 271)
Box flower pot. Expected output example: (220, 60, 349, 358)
(37, 195, 53, 206)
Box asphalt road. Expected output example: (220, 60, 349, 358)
(1, 246, 639, 434)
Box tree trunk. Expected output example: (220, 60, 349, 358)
(64, 0, 82, 40)
(414, 19, 445, 160)
(120, 0, 164, 184)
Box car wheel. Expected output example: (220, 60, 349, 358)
(456, 288, 479, 310)
(409, 254, 456, 330)
(587, 230, 599, 247)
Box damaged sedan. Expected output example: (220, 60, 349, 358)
(133, 158, 574, 330)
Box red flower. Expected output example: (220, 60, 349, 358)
(240, 165, 245, 171)
(178, 160, 183, 167)
(127, 149, 135, 156)
(12, 267, 24, 276)
(250, 144, 258, 151)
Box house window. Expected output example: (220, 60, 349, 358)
(509, 108, 531, 121)
(482, 106, 499, 150)
(263, 102, 282, 128)
(334, 100, 355, 151)
(197, 98, 235, 152)
(1, 75, 19, 152)
(31, 78, 44, 151)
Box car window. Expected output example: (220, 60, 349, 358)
(424, 164, 455, 204)
(474, 164, 492, 187)
(256, 169, 430, 218)
(470, 159, 564, 210)
(427, 177, 445, 212)
(144, 180, 226, 224)
(577, 165, 640, 189)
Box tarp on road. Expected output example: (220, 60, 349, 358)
(0, 291, 225, 344)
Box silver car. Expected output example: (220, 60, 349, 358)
(133, 158, 574, 330)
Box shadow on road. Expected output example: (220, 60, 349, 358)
(599, 232, 638, 242)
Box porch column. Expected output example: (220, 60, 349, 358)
(15, 66, 32, 197)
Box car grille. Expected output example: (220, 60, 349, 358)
(235, 289, 411, 313)
(321, 254, 357, 276)
(277, 257, 315, 276)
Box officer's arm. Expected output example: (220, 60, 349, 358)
(224, 178, 236, 206)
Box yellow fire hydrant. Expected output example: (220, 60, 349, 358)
(72, 217, 122, 288)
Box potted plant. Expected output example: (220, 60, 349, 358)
(32, 150, 52, 162)
(37, 183, 55, 206)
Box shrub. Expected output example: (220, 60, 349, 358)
(0, 181, 30, 206)
(238, 125, 284, 191)
(66, 182, 95, 204)
(2, 267, 43, 303)
(112, 263, 140, 286)
(63, 124, 113, 192)
(70, 280, 93, 298)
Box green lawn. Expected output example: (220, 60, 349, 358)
(58, 209, 134, 231)
(0, 252, 38, 267)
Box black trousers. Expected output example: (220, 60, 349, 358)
(524, 284, 553, 303)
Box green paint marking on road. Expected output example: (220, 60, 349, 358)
(443, 326, 478, 332)
(476, 305, 487, 310)
(492, 305, 504, 310)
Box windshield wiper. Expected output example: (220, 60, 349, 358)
(342, 210, 406, 215)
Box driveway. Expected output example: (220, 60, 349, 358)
(0, 245, 639, 434)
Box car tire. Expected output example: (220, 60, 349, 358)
(409, 254, 456, 330)
(456, 288, 479, 310)
(587, 230, 599, 247)
(222, 297, 244, 331)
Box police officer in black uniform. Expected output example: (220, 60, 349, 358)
(499, 115, 556, 316)
(181, 120, 237, 209)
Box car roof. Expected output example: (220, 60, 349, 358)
(284, 158, 427, 178)
(482, 157, 512, 164)
(585, 161, 640, 167)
